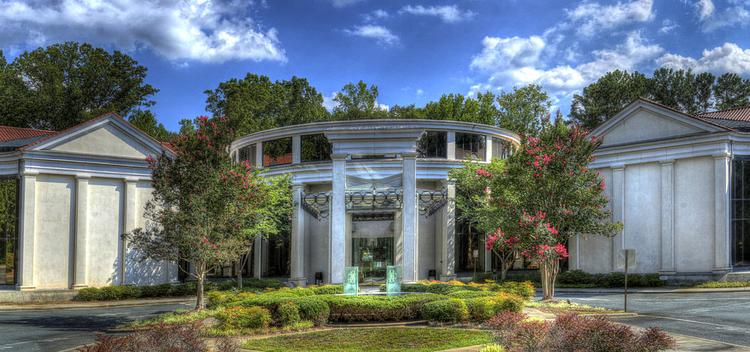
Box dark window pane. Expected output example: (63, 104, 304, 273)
(263, 137, 293, 167)
(492, 137, 512, 160)
(417, 131, 447, 158)
(456, 133, 486, 161)
(301, 134, 331, 162)
(238, 144, 257, 166)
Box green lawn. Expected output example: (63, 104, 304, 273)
(243, 327, 493, 352)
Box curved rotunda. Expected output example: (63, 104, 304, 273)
(230, 119, 519, 285)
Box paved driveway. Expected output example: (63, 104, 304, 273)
(556, 291, 750, 348)
(0, 302, 193, 352)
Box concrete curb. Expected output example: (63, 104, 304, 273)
(0, 297, 196, 311)
(547, 286, 750, 294)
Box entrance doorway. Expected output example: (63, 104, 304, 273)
(351, 213, 394, 283)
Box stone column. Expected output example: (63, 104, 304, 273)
(447, 132, 456, 160)
(329, 154, 347, 284)
(484, 234, 492, 273)
(253, 236, 263, 278)
(255, 142, 263, 168)
(714, 154, 731, 272)
(659, 161, 676, 274)
(485, 136, 493, 161)
(292, 135, 302, 164)
(611, 166, 625, 271)
(122, 178, 138, 285)
(73, 175, 90, 288)
(290, 183, 306, 286)
(17, 172, 37, 290)
(439, 180, 456, 280)
(402, 153, 418, 282)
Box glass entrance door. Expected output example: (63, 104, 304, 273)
(351, 213, 394, 283)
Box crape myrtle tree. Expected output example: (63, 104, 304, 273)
(127, 116, 277, 310)
(481, 120, 621, 300)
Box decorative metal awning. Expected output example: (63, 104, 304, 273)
(302, 191, 330, 219)
(346, 188, 402, 211)
(418, 188, 448, 216)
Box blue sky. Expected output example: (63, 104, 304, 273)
(1, 0, 750, 131)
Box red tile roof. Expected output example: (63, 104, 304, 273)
(699, 106, 750, 122)
(0, 126, 56, 143)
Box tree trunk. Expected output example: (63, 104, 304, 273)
(540, 258, 559, 300)
(195, 262, 206, 310)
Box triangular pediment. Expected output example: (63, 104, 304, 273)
(592, 100, 728, 147)
(25, 113, 171, 159)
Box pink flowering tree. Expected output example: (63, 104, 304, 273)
(127, 116, 284, 309)
(484, 120, 621, 300)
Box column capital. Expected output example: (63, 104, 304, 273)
(713, 152, 731, 160)
(331, 153, 348, 161)
(442, 179, 457, 187)
(402, 152, 418, 159)
(20, 170, 39, 177)
(292, 182, 305, 191)
(76, 174, 92, 180)
(612, 164, 626, 172)
(659, 159, 675, 166)
(123, 177, 139, 184)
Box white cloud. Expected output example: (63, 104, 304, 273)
(330, 0, 364, 8)
(659, 19, 678, 34)
(469, 32, 662, 98)
(658, 42, 750, 75)
(0, 0, 286, 63)
(363, 9, 389, 22)
(470, 36, 546, 72)
(416, 88, 424, 96)
(399, 4, 474, 23)
(344, 25, 399, 46)
(701, 3, 750, 31)
(565, 0, 654, 36)
(696, 0, 715, 20)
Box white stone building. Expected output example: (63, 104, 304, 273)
(229, 120, 519, 285)
(570, 99, 750, 280)
(5, 99, 750, 291)
(0, 114, 178, 290)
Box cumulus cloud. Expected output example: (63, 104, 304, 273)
(658, 42, 750, 75)
(696, 0, 715, 20)
(469, 32, 662, 96)
(343, 25, 399, 46)
(399, 4, 474, 23)
(0, 0, 286, 63)
(330, 0, 364, 8)
(701, 3, 750, 31)
(363, 9, 389, 22)
(659, 19, 678, 34)
(565, 0, 654, 36)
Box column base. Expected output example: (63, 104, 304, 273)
(17, 285, 36, 291)
(439, 274, 456, 282)
(289, 277, 307, 287)
(72, 284, 88, 289)
(712, 267, 731, 274)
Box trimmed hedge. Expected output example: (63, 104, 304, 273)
(421, 298, 469, 322)
(228, 295, 330, 326)
(557, 270, 665, 288)
(277, 302, 301, 327)
(321, 294, 443, 322)
(75, 278, 285, 301)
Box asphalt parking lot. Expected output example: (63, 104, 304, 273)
(556, 291, 750, 348)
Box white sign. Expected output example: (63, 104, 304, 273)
(616, 249, 636, 270)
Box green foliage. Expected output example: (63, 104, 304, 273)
(480, 344, 506, 352)
(423, 92, 497, 125)
(76, 285, 140, 301)
(571, 68, 750, 129)
(216, 306, 271, 330)
(321, 294, 442, 322)
(465, 297, 496, 321)
(491, 281, 535, 300)
(497, 84, 552, 136)
(421, 298, 469, 323)
(127, 110, 172, 141)
(332, 80, 388, 120)
(557, 270, 665, 288)
(205, 74, 328, 136)
(447, 290, 496, 299)
(308, 285, 343, 295)
(277, 302, 302, 327)
(0, 42, 157, 130)
(693, 281, 750, 288)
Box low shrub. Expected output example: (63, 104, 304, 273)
(230, 295, 329, 326)
(490, 293, 524, 313)
(277, 302, 301, 327)
(293, 297, 330, 326)
(308, 285, 343, 295)
(465, 297, 496, 321)
(448, 290, 496, 299)
(74, 278, 285, 302)
(139, 284, 172, 298)
(493, 281, 535, 300)
(215, 306, 271, 330)
(557, 270, 665, 288)
(422, 298, 469, 323)
(322, 294, 441, 322)
(479, 344, 505, 352)
(489, 312, 676, 352)
(76, 286, 141, 301)
(77, 322, 239, 352)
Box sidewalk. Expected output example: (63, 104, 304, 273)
(549, 286, 750, 294)
(0, 296, 196, 310)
